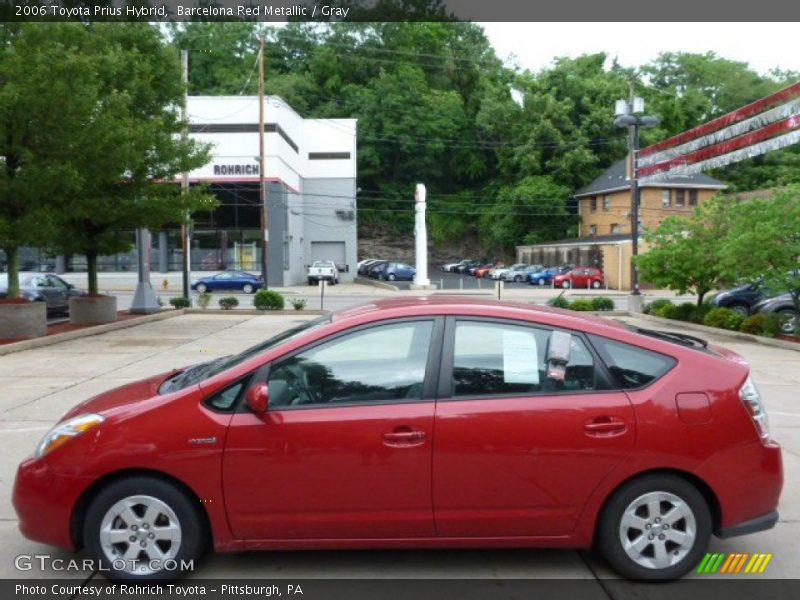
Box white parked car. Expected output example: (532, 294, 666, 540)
(307, 260, 339, 285)
(491, 263, 526, 280)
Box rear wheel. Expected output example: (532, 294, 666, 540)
(777, 309, 797, 334)
(592, 280, 602, 289)
(83, 477, 206, 581)
(387, 273, 396, 281)
(514, 275, 523, 283)
(538, 278, 546, 286)
(596, 474, 710, 580)
(242, 283, 254, 294)
(308, 278, 314, 286)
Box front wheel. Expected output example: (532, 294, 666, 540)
(195, 284, 207, 294)
(596, 474, 711, 580)
(562, 280, 571, 289)
(538, 278, 546, 286)
(514, 275, 523, 283)
(592, 280, 602, 289)
(387, 273, 396, 281)
(83, 477, 207, 581)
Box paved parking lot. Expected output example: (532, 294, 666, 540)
(0, 311, 797, 590)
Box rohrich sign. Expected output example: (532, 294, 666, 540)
(212, 164, 259, 176)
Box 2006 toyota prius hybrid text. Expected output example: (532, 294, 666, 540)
(13, 298, 782, 581)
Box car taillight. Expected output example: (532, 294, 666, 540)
(740, 375, 770, 441)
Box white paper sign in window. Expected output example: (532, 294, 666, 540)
(502, 330, 539, 385)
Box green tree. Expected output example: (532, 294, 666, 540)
(636, 197, 734, 306)
(479, 176, 573, 255)
(0, 23, 94, 297)
(48, 23, 215, 295)
(719, 188, 800, 318)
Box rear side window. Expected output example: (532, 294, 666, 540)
(589, 335, 676, 389)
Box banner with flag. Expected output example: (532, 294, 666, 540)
(639, 81, 800, 183)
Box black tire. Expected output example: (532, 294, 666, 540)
(242, 283, 254, 294)
(514, 275, 522, 283)
(562, 280, 571, 289)
(596, 474, 711, 581)
(728, 303, 749, 316)
(777, 309, 798, 334)
(83, 476, 207, 582)
(592, 280, 602, 289)
(308, 278, 314, 286)
(387, 273, 396, 281)
(195, 284, 207, 293)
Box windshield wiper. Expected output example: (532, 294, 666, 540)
(636, 327, 708, 349)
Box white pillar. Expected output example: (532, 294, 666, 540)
(413, 183, 430, 286)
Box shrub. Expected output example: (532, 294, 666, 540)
(253, 289, 285, 311)
(739, 313, 766, 335)
(644, 298, 673, 315)
(169, 296, 191, 309)
(591, 296, 614, 311)
(704, 307, 745, 331)
(671, 302, 698, 322)
(218, 297, 239, 310)
(547, 292, 570, 309)
(652, 304, 677, 319)
(197, 291, 212, 309)
(762, 313, 783, 337)
(291, 298, 307, 311)
(569, 299, 595, 311)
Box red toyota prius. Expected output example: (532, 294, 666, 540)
(13, 297, 782, 581)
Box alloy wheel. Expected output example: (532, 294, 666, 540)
(618, 491, 697, 570)
(99, 495, 182, 576)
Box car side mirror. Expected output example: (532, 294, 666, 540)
(246, 383, 269, 413)
(67, 283, 74, 290)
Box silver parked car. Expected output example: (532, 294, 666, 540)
(0, 272, 82, 316)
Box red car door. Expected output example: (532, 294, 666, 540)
(223, 318, 441, 540)
(433, 318, 635, 537)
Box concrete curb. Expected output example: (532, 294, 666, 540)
(0, 309, 185, 356)
(623, 312, 800, 353)
(354, 277, 400, 292)
(183, 309, 328, 316)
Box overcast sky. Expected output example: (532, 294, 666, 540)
(479, 23, 800, 75)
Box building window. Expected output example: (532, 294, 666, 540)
(603, 194, 611, 211)
(589, 225, 598, 236)
(675, 189, 685, 207)
(688, 189, 698, 206)
(662, 190, 671, 207)
(590, 197, 597, 212)
(610, 223, 621, 234)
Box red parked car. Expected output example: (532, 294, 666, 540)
(13, 298, 781, 581)
(554, 266, 604, 289)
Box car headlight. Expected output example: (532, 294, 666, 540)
(35, 414, 104, 458)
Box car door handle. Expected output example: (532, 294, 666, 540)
(584, 417, 628, 437)
(382, 429, 426, 447)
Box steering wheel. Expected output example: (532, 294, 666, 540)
(281, 362, 321, 405)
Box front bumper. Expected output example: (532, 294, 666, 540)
(12, 458, 93, 550)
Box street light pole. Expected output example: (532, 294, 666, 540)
(614, 98, 659, 307)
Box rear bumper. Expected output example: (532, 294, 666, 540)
(716, 510, 779, 539)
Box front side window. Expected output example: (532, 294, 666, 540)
(269, 320, 433, 407)
(451, 321, 596, 398)
(588, 335, 676, 389)
(205, 381, 245, 412)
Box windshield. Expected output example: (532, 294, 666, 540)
(159, 315, 331, 393)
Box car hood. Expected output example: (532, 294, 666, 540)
(60, 370, 179, 422)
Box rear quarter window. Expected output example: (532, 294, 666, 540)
(588, 334, 676, 390)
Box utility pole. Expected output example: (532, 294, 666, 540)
(258, 34, 269, 287)
(181, 48, 191, 299)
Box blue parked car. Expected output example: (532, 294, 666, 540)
(191, 270, 264, 294)
(528, 266, 564, 286)
(382, 262, 416, 281)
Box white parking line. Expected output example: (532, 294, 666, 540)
(770, 411, 800, 418)
(0, 426, 51, 433)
